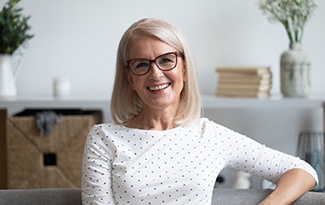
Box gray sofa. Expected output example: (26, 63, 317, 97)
(0, 188, 324, 205)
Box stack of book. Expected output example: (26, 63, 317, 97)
(215, 66, 272, 98)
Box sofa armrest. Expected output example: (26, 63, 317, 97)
(212, 188, 325, 205)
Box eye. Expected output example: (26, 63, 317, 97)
(158, 54, 176, 65)
(160, 57, 173, 64)
(136, 62, 149, 68)
(132, 60, 149, 69)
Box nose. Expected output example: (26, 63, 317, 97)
(148, 62, 164, 79)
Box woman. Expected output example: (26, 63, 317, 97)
(82, 18, 318, 205)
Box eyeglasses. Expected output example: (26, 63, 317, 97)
(127, 52, 179, 76)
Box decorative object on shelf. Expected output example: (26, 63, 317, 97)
(280, 43, 311, 97)
(297, 131, 324, 192)
(232, 171, 251, 189)
(0, 55, 21, 99)
(260, 179, 276, 189)
(53, 76, 72, 98)
(258, 0, 318, 97)
(215, 66, 272, 98)
(0, 0, 34, 99)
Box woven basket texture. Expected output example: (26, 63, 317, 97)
(6, 111, 102, 189)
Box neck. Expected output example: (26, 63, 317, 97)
(125, 107, 178, 131)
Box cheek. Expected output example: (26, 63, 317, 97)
(177, 66, 186, 82)
(169, 70, 185, 90)
(182, 69, 186, 82)
(130, 76, 146, 91)
(126, 71, 135, 90)
(178, 61, 187, 82)
(126, 69, 143, 90)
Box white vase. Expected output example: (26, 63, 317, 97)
(0, 54, 19, 99)
(280, 43, 311, 97)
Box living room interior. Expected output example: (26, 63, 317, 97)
(1, 0, 325, 196)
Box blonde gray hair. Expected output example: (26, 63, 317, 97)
(110, 18, 201, 126)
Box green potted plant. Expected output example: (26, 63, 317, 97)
(258, 0, 318, 97)
(0, 0, 34, 98)
(0, 0, 34, 54)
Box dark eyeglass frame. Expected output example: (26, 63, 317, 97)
(127, 51, 180, 76)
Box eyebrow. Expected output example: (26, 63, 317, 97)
(127, 51, 178, 61)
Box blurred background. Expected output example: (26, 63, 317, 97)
(1, 0, 324, 188)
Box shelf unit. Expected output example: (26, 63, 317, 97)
(1, 94, 325, 110)
(0, 94, 324, 124)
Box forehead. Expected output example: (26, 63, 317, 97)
(128, 37, 176, 59)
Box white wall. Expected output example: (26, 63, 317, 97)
(2, 0, 324, 187)
(2, 0, 324, 97)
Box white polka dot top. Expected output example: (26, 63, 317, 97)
(81, 118, 318, 205)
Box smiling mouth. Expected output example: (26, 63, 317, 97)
(147, 83, 171, 91)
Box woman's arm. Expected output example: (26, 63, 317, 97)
(259, 168, 317, 205)
(81, 125, 116, 205)
(209, 120, 318, 204)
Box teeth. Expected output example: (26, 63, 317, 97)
(148, 83, 169, 91)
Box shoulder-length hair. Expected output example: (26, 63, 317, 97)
(110, 18, 201, 126)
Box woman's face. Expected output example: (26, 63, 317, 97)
(126, 38, 186, 112)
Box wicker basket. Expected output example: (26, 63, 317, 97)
(5, 109, 102, 189)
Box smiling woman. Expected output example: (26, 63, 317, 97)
(124, 38, 187, 130)
(110, 18, 201, 127)
(81, 18, 318, 205)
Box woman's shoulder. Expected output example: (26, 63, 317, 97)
(196, 117, 237, 133)
(92, 123, 125, 130)
(196, 117, 222, 128)
(87, 123, 129, 136)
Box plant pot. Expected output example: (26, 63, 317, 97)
(280, 43, 311, 97)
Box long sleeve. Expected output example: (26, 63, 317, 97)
(208, 119, 319, 185)
(82, 125, 116, 205)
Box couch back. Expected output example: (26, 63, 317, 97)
(0, 188, 324, 205)
(0, 188, 80, 205)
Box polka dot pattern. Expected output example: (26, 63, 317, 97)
(81, 118, 318, 204)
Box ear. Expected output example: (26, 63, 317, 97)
(126, 68, 136, 90)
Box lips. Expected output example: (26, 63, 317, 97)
(147, 83, 171, 91)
